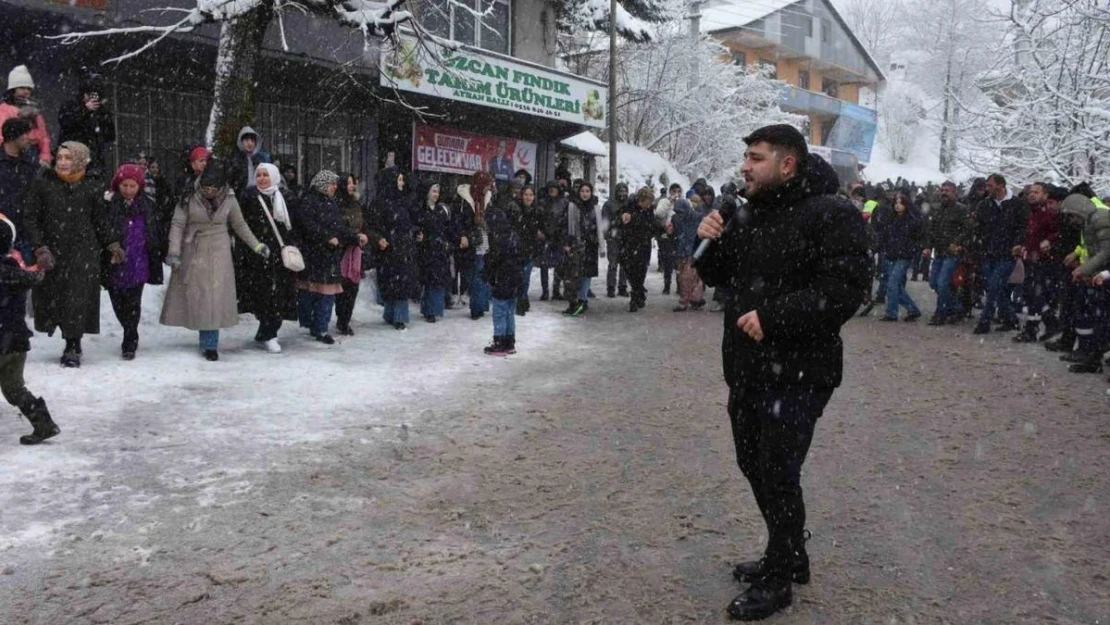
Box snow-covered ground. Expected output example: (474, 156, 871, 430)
(0, 277, 569, 556)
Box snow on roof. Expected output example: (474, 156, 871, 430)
(699, 0, 795, 34)
(560, 132, 609, 157)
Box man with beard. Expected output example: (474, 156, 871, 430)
(696, 124, 869, 621)
(1012, 182, 1063, 342)
(926, 181, 970, 325)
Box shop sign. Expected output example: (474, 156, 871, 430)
(412, 124, 536, 181)
(383, 37, 607, 129)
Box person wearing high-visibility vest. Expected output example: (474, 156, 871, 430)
(1059, 193, 1110, 373)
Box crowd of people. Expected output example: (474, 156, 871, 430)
(851, 174, 1110, 384)
(2, 61, 1109, 450)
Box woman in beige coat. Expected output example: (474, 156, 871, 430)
(160, 162, 270, 361)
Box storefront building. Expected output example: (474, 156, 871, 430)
(0, 0, 606, 199)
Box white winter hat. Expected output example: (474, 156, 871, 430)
(7, 65, 34, 91)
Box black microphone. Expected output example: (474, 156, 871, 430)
(693, 189, 747, 264)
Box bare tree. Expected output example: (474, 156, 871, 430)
(838, 0, 905, 69)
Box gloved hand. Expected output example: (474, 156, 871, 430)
(166, 254, 182, 267)
(108, 242, 126, 265)
(254, 243, 271, 259)
(34, 247, 55, 271)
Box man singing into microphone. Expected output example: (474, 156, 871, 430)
(696, 125, 870, 621)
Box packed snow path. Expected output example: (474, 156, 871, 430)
(1, 273, 1108, 624)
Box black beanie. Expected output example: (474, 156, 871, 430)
(199, 160, 228, 188)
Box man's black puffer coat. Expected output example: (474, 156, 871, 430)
(697, 154, 870, 390)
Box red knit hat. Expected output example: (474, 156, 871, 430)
(111, 163, 146, 194)
(189, 145, 211, 163)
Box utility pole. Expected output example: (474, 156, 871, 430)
(608, 0, 618, 203)
(688, 0, 702, 90)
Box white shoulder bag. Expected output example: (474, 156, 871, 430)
(260, 198, 305, 272)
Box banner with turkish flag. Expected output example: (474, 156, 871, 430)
(412, 124, 537, 182)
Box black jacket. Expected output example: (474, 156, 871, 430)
(617, 201, 665, 262)
(0, 151, 38, 248)
(882, 211, 923, 260)
(969, 196, 1027, 259)
(0, 257, 41, 354)
(483, 203, 523, 300)
(293, 189, 360, 285)
(697, 154, 870, 390)
(366, 172, 419, 301)
(926, 200, 970, 253)
(414, 200, 456, 289)
(513, 198, 547, 262)
(57, 98, 116, 174)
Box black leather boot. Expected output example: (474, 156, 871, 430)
(726, 578, 793, 621)
(1068, 353, 1104, 374)
(19, 398, 60, 445)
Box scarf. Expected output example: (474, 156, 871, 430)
(311, 170, 339, 195)
(59, 141, 91, 170)
(566, 200, 581, 239)
(256, 164, 291, 229)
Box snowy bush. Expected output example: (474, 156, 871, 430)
(878, 81, 926, 164)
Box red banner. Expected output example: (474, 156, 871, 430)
(412, 125, 537, 182)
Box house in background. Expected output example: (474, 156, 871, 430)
(699, 0, 885, 166)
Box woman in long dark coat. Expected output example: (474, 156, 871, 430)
(293, 170, 365, 344)
(414, 182, 454, 323)
(366, 168, 418, 330)
(23, 141, 123, 368)
(235, 163, 298, 353)
(512, 184, 546, 315)
(334, 173, 367, 336)
(556, 180, 600, 316)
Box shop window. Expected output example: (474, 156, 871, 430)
(822, 78, 839, 98)
(423, 0, 510, 54)
(798, 70, 810, 90)
(758, 59, 778, 80)
(731, 51, 746, 67)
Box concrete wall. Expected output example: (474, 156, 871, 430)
(511, 0, 558, 67)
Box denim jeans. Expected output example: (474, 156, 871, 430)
(874, 253, 889, 300)
(980, 257, 1018, 326)
(297, 291, 336, 336)
(929, 256, 962, 318)
(520, 260, 534, 300)
(421, 286, 446, 318)
(463, 256, 491, 314)
(199, 330, 219, 351)
(577, 277, 591, 302)
(383, 299, 411, 324)
(492, 297, 516, 336)
(884, 258, 920, 319)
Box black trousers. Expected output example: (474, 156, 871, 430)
(256, 314, 283, 342)
(728, 384, 833, 581)
(336, 279, 360, 327)
(623, 245, 651, 306)
(108, 285, 144, 350)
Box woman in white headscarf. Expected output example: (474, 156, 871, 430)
(234, 163, 298, 353)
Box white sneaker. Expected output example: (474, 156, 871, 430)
(265, 338, 282, 354)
